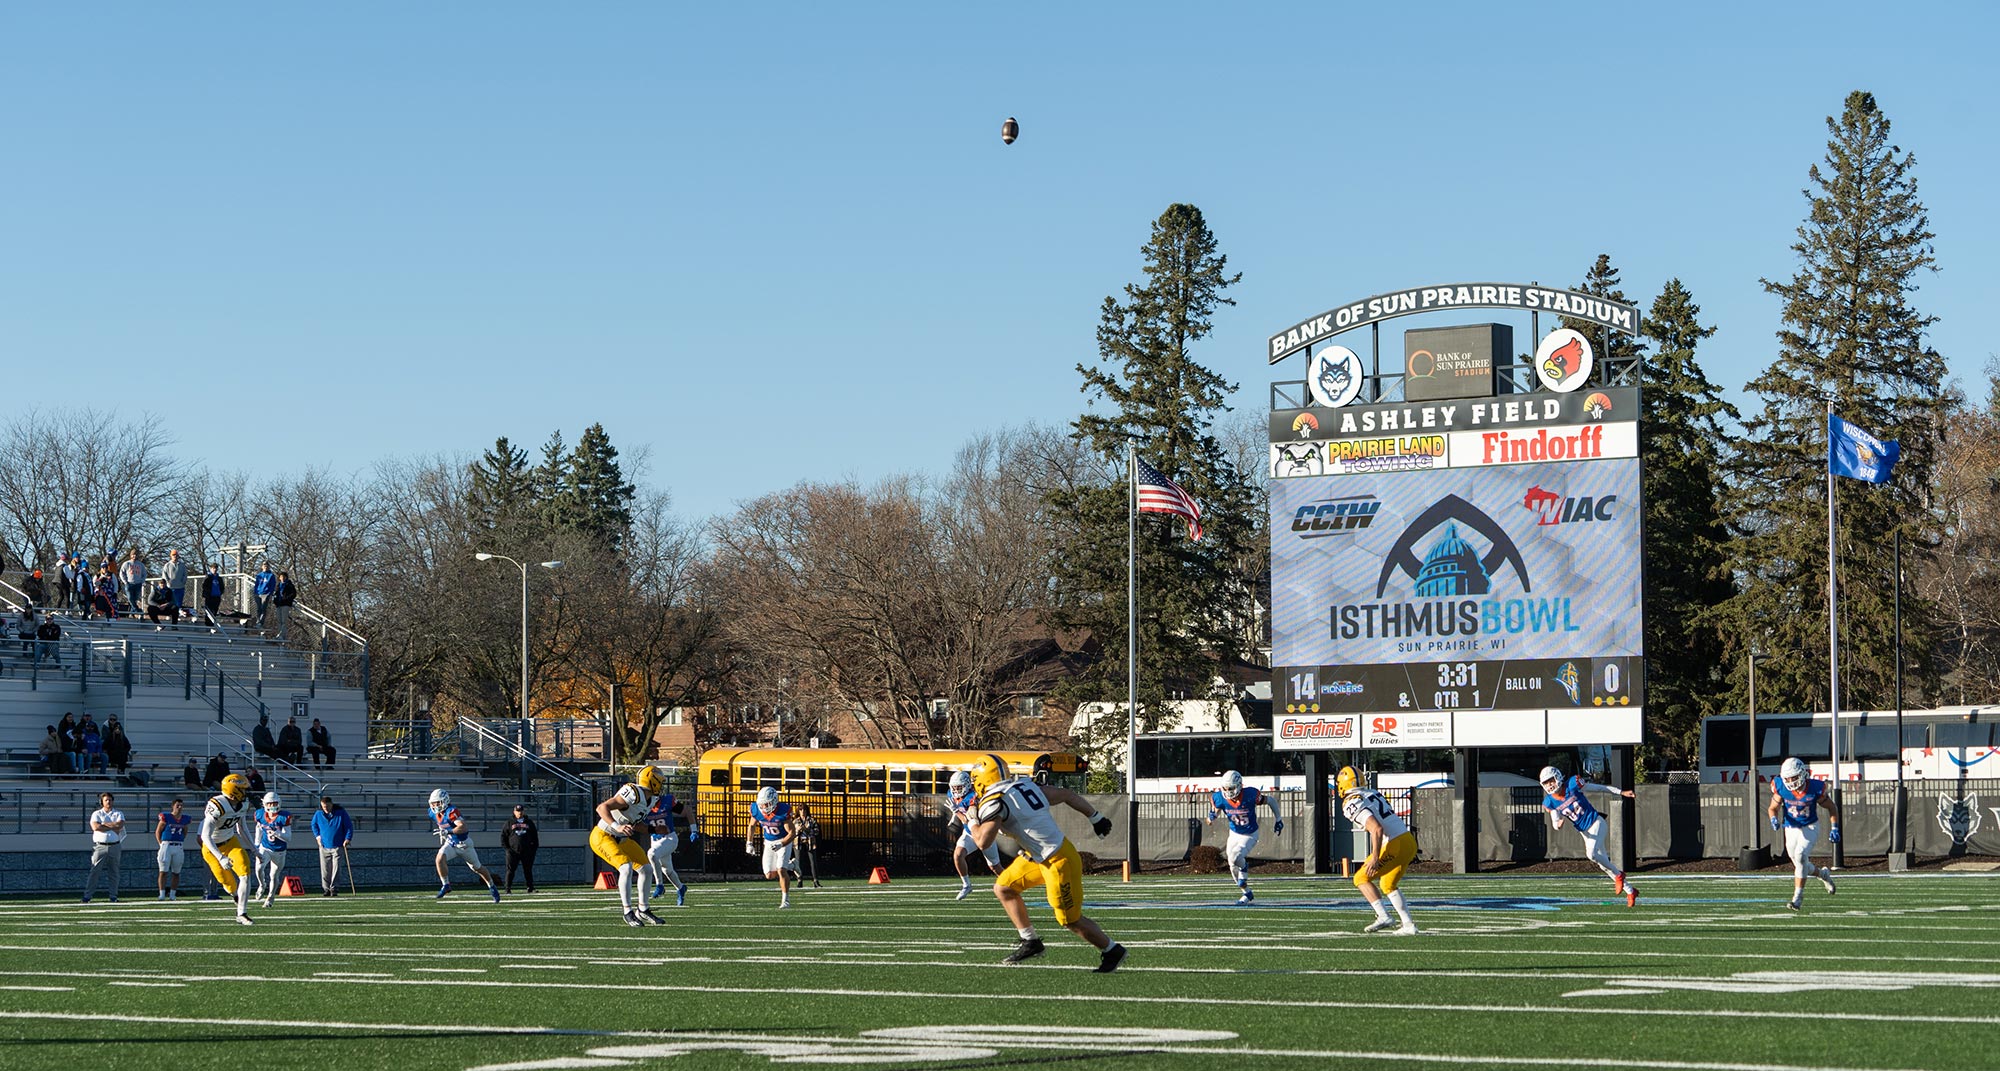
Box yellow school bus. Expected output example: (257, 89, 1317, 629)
(695, 747, 1087, 844)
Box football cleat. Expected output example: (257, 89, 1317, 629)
(1393, 922, 1419, 936)
(489, 884, 502, 903)
(778, 898, 790, 909)
(956, 884, 972, 901)
(1002, 937, 1046, 964)
(1362, 918, 1394, 933)
(1785, 899, 1801, 911)
(1626, 888, 1638, 908)
(624, 910, 644, 928)
(236, 914, 254, 926)
(1238, 888, 1255, 905)
(651, 885, 665, 899)
(1093, 943, 1128, 974)
(675, 886, 686, 907)
(1821, 872, 1837, 896)
(435, 883, 452, 899)
(636, 909, 664, 925)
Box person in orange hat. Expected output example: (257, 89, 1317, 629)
(21, 569, 47, 607)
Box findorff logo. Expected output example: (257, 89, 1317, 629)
(1278, 715, 1357, 742)
(1308, 345, 1365, 408)
(1535, 328, 1594, 393)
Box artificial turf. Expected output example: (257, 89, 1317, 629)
(0, 871, 1993, 1070)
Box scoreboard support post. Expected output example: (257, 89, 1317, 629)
(1612, 745, 1637, 874)
(1450, 750, 1477, 874)
(1302, 751, 1332, 875)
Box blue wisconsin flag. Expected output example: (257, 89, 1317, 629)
(1828, 414, 1900, 483)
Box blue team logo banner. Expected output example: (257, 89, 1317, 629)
(1271, 457, 1641, 666)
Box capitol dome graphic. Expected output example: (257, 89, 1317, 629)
(1414, 523, 1490, 596)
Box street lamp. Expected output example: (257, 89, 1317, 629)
(474, 553, 563, 722)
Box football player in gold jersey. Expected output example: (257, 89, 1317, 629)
(966, 754, 1126, 973)
(200, 773, 256, 926)
(1339, 766, 1418, 935)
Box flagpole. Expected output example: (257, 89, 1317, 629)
(1826, 401, 1844, 867)
(1125, 440, 1140, 878)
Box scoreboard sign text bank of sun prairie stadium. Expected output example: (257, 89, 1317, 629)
(1269, 334, 1645, 753)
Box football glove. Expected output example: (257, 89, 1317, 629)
(1273, 819, 1285, 834)
(1769, 816, 1781, 832)
(1829, 825, 1841, 844)
(1090, 814, 1113, 837)
(687, 823, 699, 842)
(218, 856, 235, 872)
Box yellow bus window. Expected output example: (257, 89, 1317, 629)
(862, 769, 884, 794)
(908, 770, 935, 794)
(739, 768, 758, 789)
(887, 770, 907, 794)
(784, 768, 807, 791)
(808, 768, 827, 792)
(760, 767, 780, 788)
(826, 768, 846, 793)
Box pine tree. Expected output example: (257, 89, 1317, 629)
(1721, 90, 1948, 716)
(565, 423, 636, 550)
(1559, 254, 1644, 382)
(533, 430, 577, 532)
(1048, 203, 1259, 731)
(1638, 279, 1739, 763)
(466, 437, 534, 533)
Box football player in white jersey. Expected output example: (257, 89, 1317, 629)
(945, 769, 1001, 900)
(965, 754, 1127, 973)
(593, 766, 666, 926)
(1338, 767, 1418, 935)
(200, 773, 257, 926)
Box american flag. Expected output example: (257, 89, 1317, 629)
(1135, 457, 1203, 541)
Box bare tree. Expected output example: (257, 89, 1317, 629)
(0, 409, 188, 569)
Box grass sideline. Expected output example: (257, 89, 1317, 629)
(0, 873, 1994, 1070)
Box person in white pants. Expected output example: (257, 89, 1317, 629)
(155, 799, 192, 900)
(1769, 756, 1840, 910)
(946, 771, 1001, 900)
(252, 792, 293, 908)
(1539, 766, 1637, 906)
(645, 790, 695, 907)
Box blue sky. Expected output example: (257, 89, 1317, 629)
(3, 4, 1994, 522)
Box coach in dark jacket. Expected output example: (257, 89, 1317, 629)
(501, 805, 540, 893)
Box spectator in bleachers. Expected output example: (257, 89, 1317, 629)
(55, 554, 74, 609)
(200, 564, 224, 627)
(247, 563, 277, 632)
(79, 714, 104, 774)
(246, 765, 266, 795)
(82, 792, 126, 903)
(201, 753, 229, 789)
(58, 712, 80, 774)
(34, 725, 61, 774)
(119, 550, 147, 612)
(103, 719, 132, 776)
(182, 756, 202, 789)
(161, 549, 189, 622)
(145, 583, 176, 626)
(252, 715, 277, 759)
(277, 717, 305, 766)
(307, 718, 336, 768)
(14, 607, 35, 656)
(272, 571, 298, 641)
(92, 566, 119, 618)
(22, 569, 46, 607)
(36, 615, 61, 666)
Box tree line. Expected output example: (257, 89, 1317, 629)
(0, 91, 1992, 771)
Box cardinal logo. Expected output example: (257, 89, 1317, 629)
(1534, 328, 1594, 393)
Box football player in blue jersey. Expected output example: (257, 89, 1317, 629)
(747, 787, 802, 908)
(645, 787, 694, 907)
(154, 799, 192, 901)
(1204, 771, 1283, 903)
(1540, 766, 1638, 906)
(946, 770, 1001, 900)
(252, 792, 293, 908)
(430, 789, 502, 902)
(1768, 757, 1840, 910)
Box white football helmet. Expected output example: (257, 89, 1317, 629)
(261, 791, 282, 810)
(1538, 766, 1564, 790)
(948, 770, 971, 795)
(755, 787, 779, 813)
(1780, 757, 1808, 791)
(428, 788, 450, 813)
(1220, 770, 1244, 800)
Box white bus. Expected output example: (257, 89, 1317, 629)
(1696, 705, 1999, 784)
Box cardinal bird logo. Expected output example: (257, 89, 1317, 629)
(1543, 337, 1582, 383)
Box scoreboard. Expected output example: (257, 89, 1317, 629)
(1268, 383, 1645, 750)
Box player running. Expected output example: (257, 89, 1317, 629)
(1205, 770, 1283, 904)
(429, 789, 501, 902)
(645, 779, 695, 908)
(747, 787, 801, 908)
(199, 773, 257, 925)
(1540, 766, 1637, 906)
(946, 770, 1001, 900)
(1769, 756, 1841, 910)
(252, 792, 293, 908)
(966, 753, 1127, 973)
(155, 799, 191, 900)
(1338, 766, 1418, 935)
(592, 766, 666, 925)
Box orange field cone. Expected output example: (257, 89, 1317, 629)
(278, 876, 306, 897)
(867, 866, 891, 884)
(594, 871, 618, 890)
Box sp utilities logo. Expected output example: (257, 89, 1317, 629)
(1374, 495, 1530, 598)
(1535, 328, 1594, 393)
(1308, 345, 1365, 408)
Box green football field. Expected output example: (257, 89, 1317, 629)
(0, 871, 1995, 1070)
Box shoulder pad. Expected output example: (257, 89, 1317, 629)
(976, 794, 1009, 824)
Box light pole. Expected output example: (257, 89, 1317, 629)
(1747, 648, 1767, 860)
(474, 553, 563, 723)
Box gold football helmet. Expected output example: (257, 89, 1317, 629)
(1336, 766, 1360, 799)
(969, 754, 1009, 796)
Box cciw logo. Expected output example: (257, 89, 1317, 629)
(1374, 495, 1530, 598)
(1291, 495, 1380, 538)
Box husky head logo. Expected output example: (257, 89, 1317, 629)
(1374, 494, 1530, 599)
(1938, 794, 1982, 846)
(1308, 345, 1364, 409)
